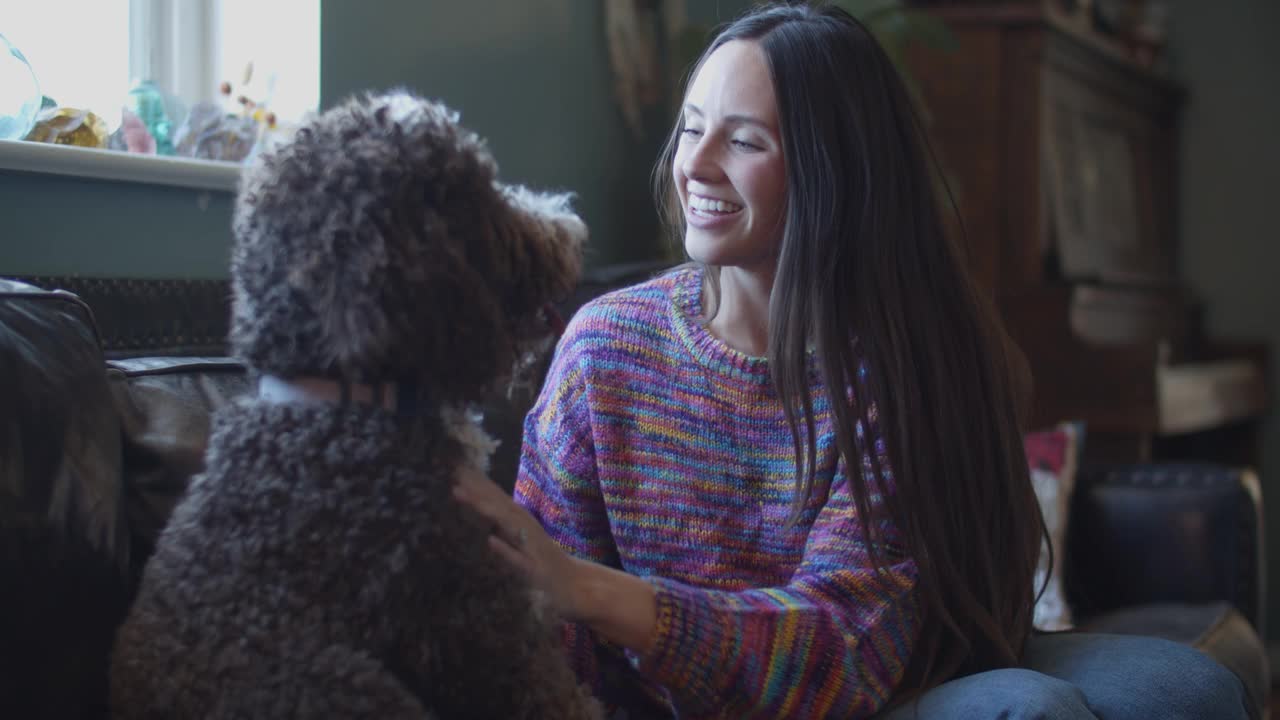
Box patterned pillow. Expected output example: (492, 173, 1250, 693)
(1024, 422, 1084, 631)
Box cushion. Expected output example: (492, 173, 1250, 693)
(106, 357, 251, 559)
(1065, 464, 1263, 626)
(1024, 422, 1084, 631)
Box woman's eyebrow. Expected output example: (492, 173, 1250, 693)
(682, 103, 771, 131)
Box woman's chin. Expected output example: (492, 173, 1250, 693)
(684, 233, 732, 266)
(685, 234, 778, 272)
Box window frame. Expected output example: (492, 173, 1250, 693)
(129, 0, 222, 113)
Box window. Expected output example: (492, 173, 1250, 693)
(4, 1, 132, 126)
(213, 0, 320, 125)
(4, 0, 319, 133)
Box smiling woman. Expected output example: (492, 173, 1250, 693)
(450, 3, 1252, 719)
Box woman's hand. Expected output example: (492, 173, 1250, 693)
(453, 466, 659, 653)
(452, 466, 583, 618)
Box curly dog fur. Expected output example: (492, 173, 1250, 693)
(110, 92, 600, 718)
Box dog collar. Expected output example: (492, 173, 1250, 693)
(257, 374, 418, 416)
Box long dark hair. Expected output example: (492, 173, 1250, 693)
(653, 1, 1045, 700)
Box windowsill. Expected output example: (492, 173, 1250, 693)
(0, 138, 241, 192)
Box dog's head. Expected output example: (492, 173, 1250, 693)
(230, 91, 586, 405)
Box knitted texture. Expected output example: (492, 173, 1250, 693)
(516, 266, 920, 719)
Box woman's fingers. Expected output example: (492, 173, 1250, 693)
(453, 465, 502, 499)
(452, 472, 512, 523)
(488, 535, 532, 575)
(450, 467, 579, 615)
(454, 483, 520, 544)
(494, 520, 529, 552)
(452, 469, 538, 556)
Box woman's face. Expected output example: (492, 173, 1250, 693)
(674, 40, 786, 272)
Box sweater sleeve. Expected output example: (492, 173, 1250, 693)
(513, 321, 642, 712)
(513, 319, 616, 567)
(637, 466, 920, 718)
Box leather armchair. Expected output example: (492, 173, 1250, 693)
(0, 279, 247, 718)
(1065, 463, 1268, 717)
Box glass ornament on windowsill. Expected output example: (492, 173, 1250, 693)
(24, 106, 110, 148)
(0, 32, 42, 141)
(172, 101, 258, 162)
(107, 108, 158, 155)
(171, 63, 285, 164)
(126, 79, 175, 155)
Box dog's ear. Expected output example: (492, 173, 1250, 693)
(490, 185, 587, 311)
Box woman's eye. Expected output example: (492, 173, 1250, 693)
(732, 139, 761, 151)
(681, 127, 703, 138)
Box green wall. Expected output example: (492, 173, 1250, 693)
(1165, 0, 1280, 644)
(321, 0, 649, 266)
(0, 170, 234, 279)
(319, 0, 747, 268)
(322, 1, 638, 266)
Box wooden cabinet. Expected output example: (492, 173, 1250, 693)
(909, 2, 1182, 294)
(906, 3, 1267, 464)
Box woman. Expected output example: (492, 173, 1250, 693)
(454, 3, 1248, 718)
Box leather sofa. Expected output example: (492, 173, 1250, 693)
(0, 270, 1269, 718)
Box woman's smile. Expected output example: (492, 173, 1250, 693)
(686, 192, 744, 228)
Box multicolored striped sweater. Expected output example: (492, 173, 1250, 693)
(515, 266, 920, 719)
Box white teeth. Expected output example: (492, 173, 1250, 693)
(690, 194, 742, 213)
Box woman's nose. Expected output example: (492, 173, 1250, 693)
(681, 137, 722, 183)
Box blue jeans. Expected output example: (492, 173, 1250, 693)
(878, 632, 1249, 719)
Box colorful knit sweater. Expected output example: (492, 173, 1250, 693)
(514, 266, 920, 719)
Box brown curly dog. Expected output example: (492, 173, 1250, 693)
(110, 91, 601, 719)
